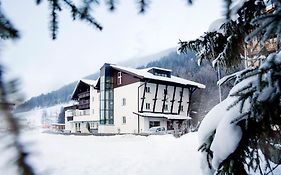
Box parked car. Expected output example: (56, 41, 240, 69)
(148, 126, 166, 135)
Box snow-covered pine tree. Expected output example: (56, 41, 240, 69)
(178, 0, 281, 174)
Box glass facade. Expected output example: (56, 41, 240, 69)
(100, 64, 114, 125)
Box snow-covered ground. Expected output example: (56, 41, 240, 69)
(7, 130, 201, 175)
(1, 104, 279, 175)
(15, 103, 71, 128)
(0, 104, 200, 175)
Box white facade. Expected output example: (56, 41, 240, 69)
(64, 64, 205, 134)
(113, 82, 140, 133)
(65, 80, 99, 133)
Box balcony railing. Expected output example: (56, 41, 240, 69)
(75, 109, 90, 116)
(78, 98, 90, 109)
(78, 104, 90, 110)
(65, 109, 90, 117)
(78, 91, 90, 99)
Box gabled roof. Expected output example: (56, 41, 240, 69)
(110, 64, 205, 89)
(80, 79, 97, 86)
(71, 79, 97, 100)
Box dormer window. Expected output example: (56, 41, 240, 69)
(148, 68, 171, 78)
(117, 71, 122, 85)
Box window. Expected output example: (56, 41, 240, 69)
(100, 64, 114, 125)
(122, 98, 126, 106)
(76, 123, 81, 131)
(149, 121, 160, 128)
(67, 116, 73, 121)
(164, 104, 168, 111)
(180, 105, 184, 112)
(146, 103, 151, 110)
(91, 123, 95, 128)
(122, 116, 126, 124)
(145, 86, 150, 93)
(117, 71, 122, 85)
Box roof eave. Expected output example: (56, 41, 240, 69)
(110, 66, 144, 79)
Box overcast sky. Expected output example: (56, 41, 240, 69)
(1, 0, 223, 99)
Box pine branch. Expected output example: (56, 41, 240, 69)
(80, 0, 98, 19)
(62, 0, 78, 20)
(137, 0, 149, 14)
(0, 7, 20, 40)
(186, 0, 193, 5)
(35, 0, 43, 5)
(48, 0, 61, 39)
(106, 0, 117, 11)
(246, 2, 281, 46)
(42, 0, 104, 39)
(230, 111, 250, 124)
(62, 0, 102, 30)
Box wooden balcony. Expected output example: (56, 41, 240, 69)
(78, 91, 90, 99)
(65, 109, 90, 117)
(64, 105, 78, 111)
(78, 104, 90, 110)
(78, 99, 90, 110)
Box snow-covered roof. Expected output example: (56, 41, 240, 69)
(142, 67, 172, 72)
(110, 64, 205, 89)
(71, 79, 97, 99)
(80, 79, 97, 86)
(133, 112, 191, 120)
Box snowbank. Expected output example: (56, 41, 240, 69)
(1, 131, 202, 175)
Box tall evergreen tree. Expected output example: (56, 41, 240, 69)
(178, 0, 281, 174)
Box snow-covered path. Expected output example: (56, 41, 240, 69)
(25, 132, 201, 175)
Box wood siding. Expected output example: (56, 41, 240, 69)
(112, 69, 140, 88)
